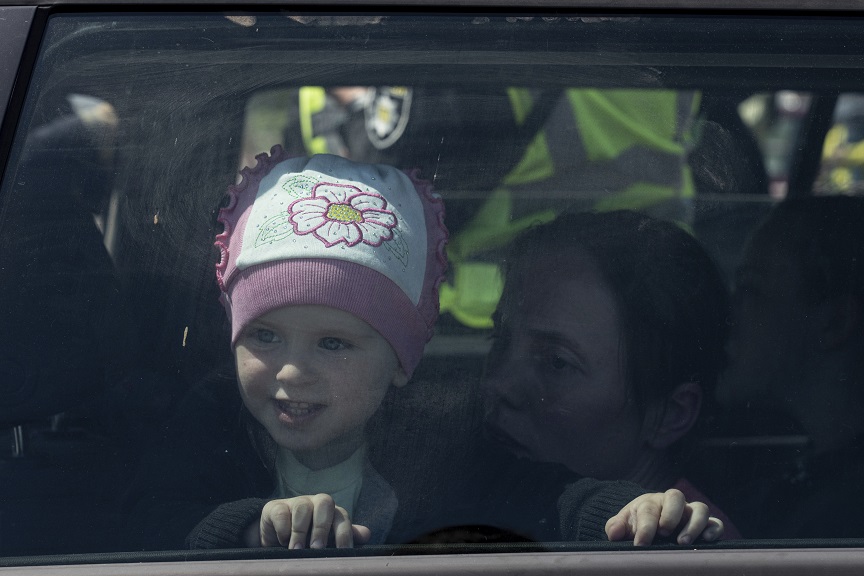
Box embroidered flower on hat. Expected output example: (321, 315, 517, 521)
(287, 182, 398, 248)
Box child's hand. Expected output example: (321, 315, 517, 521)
(245, 494, 372, 549)
(605, 489, 724, 546)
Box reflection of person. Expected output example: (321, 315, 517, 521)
(126, 149, 722, 551)
(441, 89, 700, 329)
(280, 86, 699, 329)
(0, 94, 130, 425)
(482, 210, 740, 538)
(718, 196, 864, 538)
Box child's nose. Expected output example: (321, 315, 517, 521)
(275, 355, 315, 386)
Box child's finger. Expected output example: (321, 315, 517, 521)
(657, 489, 686, 538)
(309, 494, 336, 549)
(332, 506, 354, 548)
(675, 502, 710, 545)
(260, 501, 292, 548)
(352, 524, 372, 545)
(287, 498, 314, 549)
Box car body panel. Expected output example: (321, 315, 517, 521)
(5, 548, 864, 575)
(1, 0, 864, 8)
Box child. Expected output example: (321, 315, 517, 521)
(211, 146, 447, 548)
(127, 146, 723, 550)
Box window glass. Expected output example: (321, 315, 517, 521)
(2, 11, 864, 561)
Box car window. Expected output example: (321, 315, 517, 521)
(2, 8, 864, 568)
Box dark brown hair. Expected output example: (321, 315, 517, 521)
(506, 210, 730, 418)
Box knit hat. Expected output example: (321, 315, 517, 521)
(215, 146, 447, 377)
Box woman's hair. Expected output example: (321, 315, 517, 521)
(507, 210, 730, 421)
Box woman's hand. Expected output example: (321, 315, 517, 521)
(605, 489, 724, 546)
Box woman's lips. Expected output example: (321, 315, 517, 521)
(483, 419, 532, 457)
(274, 399, 325, 426)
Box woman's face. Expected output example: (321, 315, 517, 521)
(481, 248, 645, 480)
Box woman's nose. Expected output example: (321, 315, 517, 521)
(483, 358, 529, 409)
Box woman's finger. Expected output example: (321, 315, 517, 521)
(632, 497, 662, 546)
(676, 501, 710, 545)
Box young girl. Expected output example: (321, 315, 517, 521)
(127, 147, 723, 550)
(210, 147, 447, 548)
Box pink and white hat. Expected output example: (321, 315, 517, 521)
(215, 146, 447, 376)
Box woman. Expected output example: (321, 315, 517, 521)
(482, 210, 740, 537)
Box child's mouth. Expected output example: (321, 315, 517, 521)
(274, 400, 325, 425)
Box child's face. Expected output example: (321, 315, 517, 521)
(234, 305, 407, 469)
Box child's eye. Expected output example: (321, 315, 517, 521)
(255, 329, 280, 344)
(319, 337, 348, 351)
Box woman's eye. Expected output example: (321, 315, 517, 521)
(319, 337, 347, 351)
(534, 348, 578, 375)
(549, 354, 570, 371)
(539, 353, 571, 371)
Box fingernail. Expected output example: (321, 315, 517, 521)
(659, 528, 671, 537)
(292, 542, 305, 550)
(679, 535, 692, 545)
(311, 539, 324, 549)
